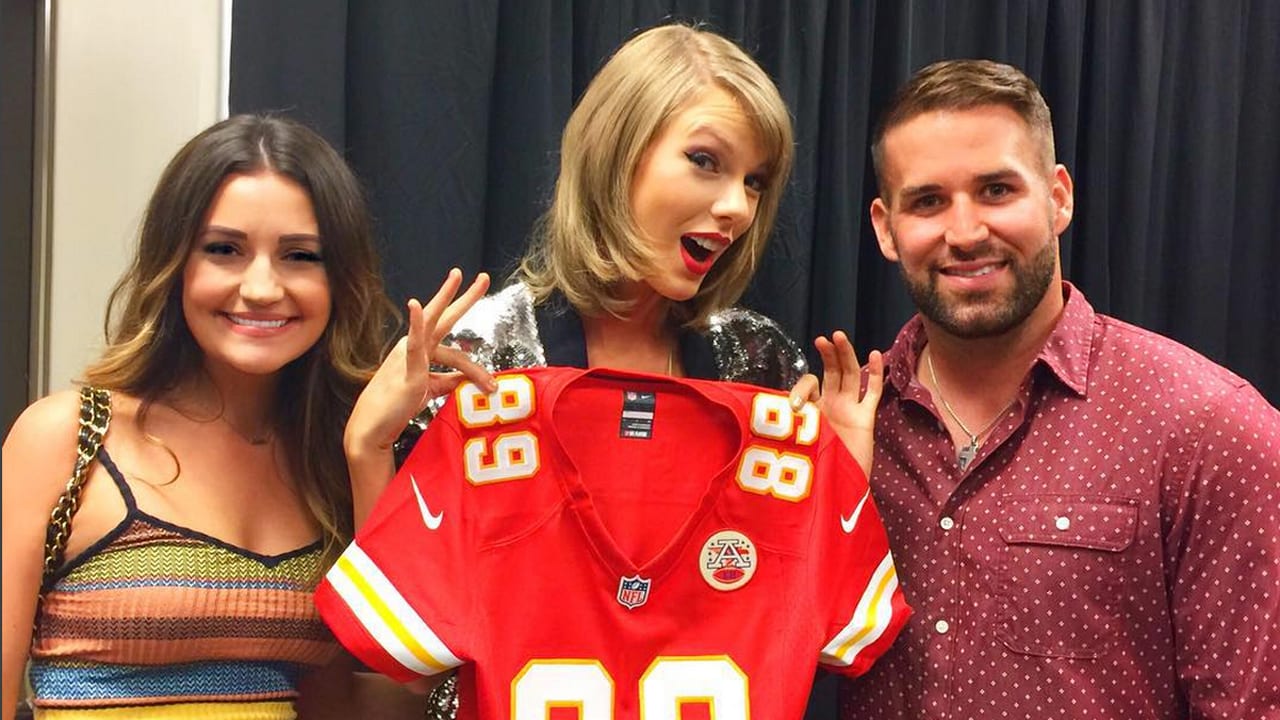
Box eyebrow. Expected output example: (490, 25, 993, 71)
(687, 124, 735, 151)
(200, 225, 321, 243)
(202, 226, 246, 239)
(686, 124, 771, 175)
(896, 184, 941, 204)
(897, 169, 1023, 201)
(975, 169, 1021, 185)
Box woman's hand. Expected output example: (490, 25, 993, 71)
(346, 269, 493, 525)
(787, 331, 884, 478)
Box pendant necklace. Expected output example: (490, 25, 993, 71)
(926, 351, 1016, 470)
(165, 396, 273, 446)
(220, 414, 274, 446)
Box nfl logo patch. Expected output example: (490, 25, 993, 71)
(616, 575, 652, 609)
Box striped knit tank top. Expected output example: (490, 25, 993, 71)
(28, 449, 339, 719)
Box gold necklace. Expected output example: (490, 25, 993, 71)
(165, 397, 273, 446)
(926, 351, 1016, 470)
(667, 347, 674, 376)
(221, 415, 273, 446)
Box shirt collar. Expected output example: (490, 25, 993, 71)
(1037, 281, 1094, 397)
(884, 281, 1096, 400)
(535, 292, 588, 368)
(534, 292, 719, 380)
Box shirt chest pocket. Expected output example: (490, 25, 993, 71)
(995, 494, 1138, 659)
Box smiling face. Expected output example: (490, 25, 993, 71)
(870, 104, 1074, 339)
(181, 171, 331, 380)
(627, 85, 769, 304)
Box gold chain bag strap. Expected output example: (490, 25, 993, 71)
(39, 386, 111, 592)
(25, 390, 111, 720)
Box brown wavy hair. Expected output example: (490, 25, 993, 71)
(82, 114, 396, 563)
(518, 22, 795, 329)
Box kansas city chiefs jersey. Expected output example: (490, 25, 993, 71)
(317, 366, 910, 719)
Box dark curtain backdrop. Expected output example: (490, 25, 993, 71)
(230, 1, 1277, 715)
(230, 1, 1280, 403)
(230, 1, 1280, 408)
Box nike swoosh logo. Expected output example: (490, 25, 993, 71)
(841, 489, 871, 534)
(410, 474, 443, 530)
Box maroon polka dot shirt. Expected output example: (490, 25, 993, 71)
(839, 284, 1280, 719)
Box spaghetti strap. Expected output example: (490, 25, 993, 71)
(95, 448, 138, 513)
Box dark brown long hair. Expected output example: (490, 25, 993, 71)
(83, 114, 396, 563)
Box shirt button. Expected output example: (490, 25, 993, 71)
(935, 619, 950, 634)
(939, 516, 955, 531)
(1055, 516, 1071, 531)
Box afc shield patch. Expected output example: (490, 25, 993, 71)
(616, 575, 652, 609)
(700, 529, 757, 591)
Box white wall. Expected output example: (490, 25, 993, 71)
(44, 0, 226, 392)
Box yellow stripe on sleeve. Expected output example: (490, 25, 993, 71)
(822, 553, 899, 666)
(326, 544, 461, 676)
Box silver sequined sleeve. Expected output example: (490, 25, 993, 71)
(705, 307, 808, 389)
(392, 284, 545, 466)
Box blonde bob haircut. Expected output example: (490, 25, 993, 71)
(518, 23, 795, 329)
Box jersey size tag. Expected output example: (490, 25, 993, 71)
(619, 390, 656, 439)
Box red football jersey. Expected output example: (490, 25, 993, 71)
(317, 367, 909, 719)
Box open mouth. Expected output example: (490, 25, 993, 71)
(679, 233, 729, 276)
(940, 258, 1007, 279)
(681, 234, 724, 263)
(225, 314, 289, 329)
(942, 264, 999, 278)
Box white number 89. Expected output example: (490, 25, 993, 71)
(512, 656, 748, 719)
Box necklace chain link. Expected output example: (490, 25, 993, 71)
(925, 351, 1016, 469)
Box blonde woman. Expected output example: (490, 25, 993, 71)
(341, 23, 884, 718)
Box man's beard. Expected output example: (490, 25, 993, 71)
(898, 234, 1057, 339)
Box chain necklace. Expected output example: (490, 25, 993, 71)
(926, 351, 1016, 470)
(166, 398, 273, 446)
(221, 415, 273, 446)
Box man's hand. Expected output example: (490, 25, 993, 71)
(788, 331, 884, 477)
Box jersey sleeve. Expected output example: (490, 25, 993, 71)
(315, 404, 472, 683)
(813, 432, 912, 677)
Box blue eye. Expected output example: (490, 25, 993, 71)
(686, 151, 718, 171)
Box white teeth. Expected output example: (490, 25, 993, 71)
(951, 265, 997, 278)
(228, 315, 287, 329)
(688, 236, 720, 252)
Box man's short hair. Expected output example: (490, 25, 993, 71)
(871, 59, 1056, 195)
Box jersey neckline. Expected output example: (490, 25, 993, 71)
(528, 366, 751, 584)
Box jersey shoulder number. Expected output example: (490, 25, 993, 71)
(734, 393, 819, 502)
(455, 374, 540, 485)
